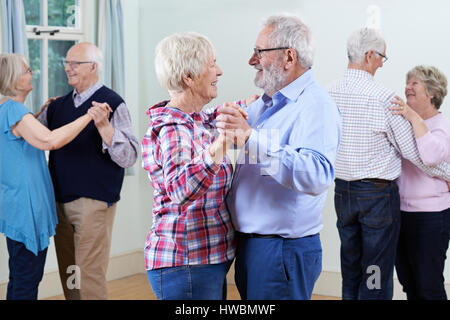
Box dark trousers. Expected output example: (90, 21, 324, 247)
(395, 209, 450, 300)
(334, 179, 401, 300)
(6, 237, 48, 300)
(234, 233, 322, 300)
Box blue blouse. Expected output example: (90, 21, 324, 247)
(0, 100, 57, 255)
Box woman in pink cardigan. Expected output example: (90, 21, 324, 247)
(390, 65, 450, 300)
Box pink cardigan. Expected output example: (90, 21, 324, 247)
(397, 113, 450, 212)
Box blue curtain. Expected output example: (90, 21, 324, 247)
(0, 0, 34, 110)
(98, 0, 134, 175)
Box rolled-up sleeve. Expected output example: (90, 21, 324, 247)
(102, 103, 139, 168)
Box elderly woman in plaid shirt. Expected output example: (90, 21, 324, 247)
(142, 32, 248, 300)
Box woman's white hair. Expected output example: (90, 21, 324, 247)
(0, 53, 27, 97)
(154, 32, 215, 93)
(262, 13, 314, 69)
(407, 65, 448, 109)
(347, 27, 386, 64)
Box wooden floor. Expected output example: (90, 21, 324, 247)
(46, 274, 340, 300)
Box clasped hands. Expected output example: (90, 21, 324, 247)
(87, 102, 113, 128)
(216, 102, 252, 147)
(39, 97, 112, 128)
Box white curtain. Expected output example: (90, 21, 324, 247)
(0, 0, 28, 54)
(97, 0, 125, 97)
(97, 0, 133, 175)
(0, 0, 34, 110)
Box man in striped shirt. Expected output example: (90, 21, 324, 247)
(328, 28, 450, 300)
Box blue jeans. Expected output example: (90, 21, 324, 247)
(334, 179, 401, 300)
(234, 233, 322, 300)
(395, 209, 450, 300)
(6, 237, 48, 300)
(147, 261, 232, 300)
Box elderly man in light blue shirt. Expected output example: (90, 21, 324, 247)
(217, 14, 341, 300)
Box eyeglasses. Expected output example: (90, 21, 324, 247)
(375, 51, 388, 63)
(366, 51, 388, 63)
(62, 60, 94, 68)
(253, 47, 289, 59)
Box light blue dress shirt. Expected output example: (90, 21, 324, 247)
(0, 100, 57, 255)
(227, 69, 341, 238)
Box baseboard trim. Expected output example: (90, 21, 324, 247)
(0, 249, 145, 300)
(312, 270, 343, 298)
(313, 270, 450, 300)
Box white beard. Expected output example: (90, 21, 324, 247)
(254, 62, 285, 95)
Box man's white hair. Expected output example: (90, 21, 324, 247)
(262, 13, 314, 69)
(86, 43, 104, 73)
(154, 32, 215, 94)
(347, 27, 386, 64)
(72, 42, 104, 74)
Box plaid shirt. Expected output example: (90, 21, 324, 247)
(328, 69, 450, 181)
(142, 101, 236, 270)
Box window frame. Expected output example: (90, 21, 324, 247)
(25, 0, 86, 35)
(25, 0, 89, 104)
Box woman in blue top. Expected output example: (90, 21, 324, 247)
(0, 53, 97, 300)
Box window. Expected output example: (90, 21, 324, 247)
(23, 0, 87, 109)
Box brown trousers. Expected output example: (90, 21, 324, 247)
(54, 198, 116, 300)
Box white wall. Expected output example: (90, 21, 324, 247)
(1, 0, 449, 298)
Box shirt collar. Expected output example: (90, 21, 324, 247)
(274, 68, 315, 103)
(72, 81, 103, 102)
(344, 68, 374, 81)
(261, 93, 273, 106)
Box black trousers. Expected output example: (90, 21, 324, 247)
(395, 208, 450, 300)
